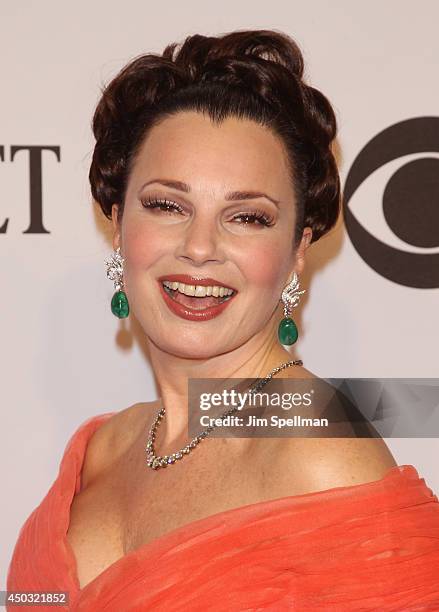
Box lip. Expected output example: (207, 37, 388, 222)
(158, 280, 237, 322)
(157, 274, 237, 291)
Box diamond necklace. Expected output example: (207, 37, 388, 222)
(145, 358, 303, 470)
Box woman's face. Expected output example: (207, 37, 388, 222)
(112, 110, 311, 358)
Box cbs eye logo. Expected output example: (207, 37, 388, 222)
(343, 116, 439, 289)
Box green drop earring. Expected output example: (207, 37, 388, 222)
(277, 272, 306, 346)
(105, 246, 130, 319)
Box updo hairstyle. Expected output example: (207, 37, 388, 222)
(89, 29, 341, 247)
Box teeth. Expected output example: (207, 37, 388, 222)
(184, 285, 196, 296)
(162, 280, 234, 297)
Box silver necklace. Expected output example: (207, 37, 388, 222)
(146, 359, 303, 470)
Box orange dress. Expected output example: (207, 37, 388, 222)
(6, 412, 439, 611)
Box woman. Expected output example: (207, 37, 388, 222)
(7, 29, 439, 611)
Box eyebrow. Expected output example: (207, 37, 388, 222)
(137, 179, 280, 207)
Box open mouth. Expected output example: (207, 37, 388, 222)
(161, 283, 236, 311)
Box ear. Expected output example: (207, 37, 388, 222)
(111, 204, 121, 251)
(291, 226, 313, 277)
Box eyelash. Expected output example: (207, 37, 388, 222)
(140, 197, 275, 227)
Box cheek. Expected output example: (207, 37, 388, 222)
(122, 222, 165, 271)
(238, 241, 287, 289)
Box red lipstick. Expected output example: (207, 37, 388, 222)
(157, 275, 237, 322)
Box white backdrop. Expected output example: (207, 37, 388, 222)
(1, 0, 438, 588)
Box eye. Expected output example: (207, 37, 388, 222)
(139, 197, 275, 227)
(140, 197, 184, 215)
(231, 211, 275, 227)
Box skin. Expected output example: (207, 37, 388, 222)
(66, 110, 397, 590)
(111, 110, 314, 450)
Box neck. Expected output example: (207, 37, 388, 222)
(145, 315, 297, 448)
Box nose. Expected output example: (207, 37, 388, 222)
(174, 211, 224, 267)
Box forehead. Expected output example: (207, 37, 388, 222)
(129, 111, 293, 197)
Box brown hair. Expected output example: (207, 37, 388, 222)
(89, 29, 341, 246)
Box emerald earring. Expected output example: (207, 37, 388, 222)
(105, 246, 130, 319)
(277, 272, 306, 346)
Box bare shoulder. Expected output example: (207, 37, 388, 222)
(282, 436, 398, 494)
(80, 401, 158, 488)
(260, 364, 398, 495)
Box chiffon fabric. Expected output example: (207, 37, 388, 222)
(7, 412, 439, 611)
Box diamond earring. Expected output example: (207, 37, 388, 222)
(105, 246, 130, 319)
(277, 272, 306, 345)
